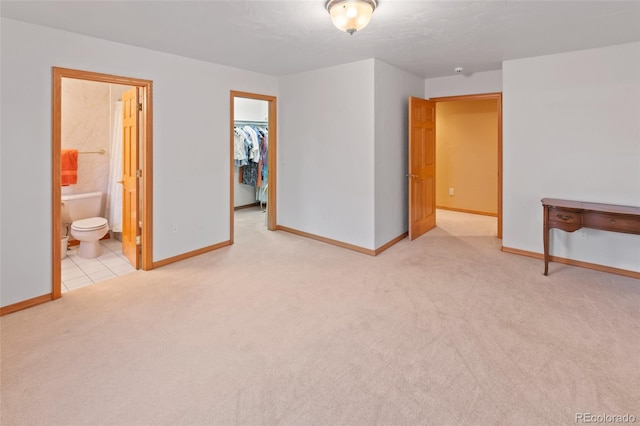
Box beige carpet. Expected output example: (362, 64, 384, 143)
(1, 209, 638, 425)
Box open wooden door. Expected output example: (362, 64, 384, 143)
(122, 88, 140, 268)
(408, 97, 436, 240)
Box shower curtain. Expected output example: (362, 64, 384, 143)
(106, 101, 123, 232)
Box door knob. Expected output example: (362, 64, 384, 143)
(406, 174, 418, 178)
(117, 180, 124, 184)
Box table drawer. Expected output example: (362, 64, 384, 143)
(583, 212, 640, 235)
(548, 208, 582, 231)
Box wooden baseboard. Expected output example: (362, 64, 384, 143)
(276, 225, 376, 256)
(1, 294, 52, 316)
(375, 233, 408, 255)
(436, 206, 497, 217)
(234, 203, 260, 211)
(275, 227, 406, 257)
(152, 240, 232, 268)
(501, 246, 640, 279)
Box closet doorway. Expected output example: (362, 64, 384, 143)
(52, 67, 154, 300)
(229, 91, 277, 242)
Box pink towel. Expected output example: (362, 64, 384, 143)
(61, 149, 78, 186)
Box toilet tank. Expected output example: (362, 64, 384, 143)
(61, 192, 103, 224)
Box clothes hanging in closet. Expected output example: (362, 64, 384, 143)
(234, 123, 268, 195)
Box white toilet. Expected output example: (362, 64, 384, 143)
(61, 192, 109, 259)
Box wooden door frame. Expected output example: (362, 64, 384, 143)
(229, 91, 277, 241)
(429, 92, 503, 239)
(52, 67, 154, 300)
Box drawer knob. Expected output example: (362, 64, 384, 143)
(610, 219, 616, 224)
(556, 214, 573, 221)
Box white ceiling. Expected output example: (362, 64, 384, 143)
(1, 0, 639, 79)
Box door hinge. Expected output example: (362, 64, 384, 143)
(136, 169, 143, 178)
(137, 102, 143, 112)
(136, 235, 141, 245)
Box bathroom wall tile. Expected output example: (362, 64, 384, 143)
(61, 78, 111, 216)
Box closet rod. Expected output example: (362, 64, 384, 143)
(234, 120, 268, 126)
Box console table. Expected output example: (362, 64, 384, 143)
(541, 198, 640, 275)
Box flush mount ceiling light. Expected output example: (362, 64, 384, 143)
(326, 0, 377, 35)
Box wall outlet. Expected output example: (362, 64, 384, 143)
(448, 188, 455, 196)
(172, 225, 178, 234)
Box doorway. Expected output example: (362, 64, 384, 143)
(433, 93, 502, 238)
(408, 93, 502, 240)
(52, 67, 154, 299)
(229, 91, 277, 242)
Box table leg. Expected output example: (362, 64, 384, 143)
(543, 205, 549, 276)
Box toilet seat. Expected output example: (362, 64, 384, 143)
(71, 217, 108, 231)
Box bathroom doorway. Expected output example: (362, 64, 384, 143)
(52, 67, 154, 299)
(229, 91, 277, 242)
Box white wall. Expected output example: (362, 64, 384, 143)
(234, 98, 268, 122)
(278, 59, 376, 249)
(0, 19, 277, 307)
(373, 60, 425, 248)
(503, 42, 640, 272)
(234, 98, 269, 207)
(425, 70, 502, 98)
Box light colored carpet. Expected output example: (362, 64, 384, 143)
(1, 209, 638, 425)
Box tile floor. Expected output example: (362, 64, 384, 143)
(61, 238, 136, 293)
